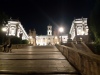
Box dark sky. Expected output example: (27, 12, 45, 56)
(0, 0, 95, 35)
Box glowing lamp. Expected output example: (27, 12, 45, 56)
(59, 27, 64, 33)
(2, 27, 7, 32)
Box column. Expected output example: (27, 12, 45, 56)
(15, 24, 18, 37)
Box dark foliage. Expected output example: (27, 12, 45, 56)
(88, 0, 100, 43)
(87, 0, 100, 55)
(0, 12, 8, 25)
(21, 40, 29, 44)
(87, 44, 100, 55)
(0, 12, 9, 45)
(8, 36, 22, 44)
(0, 35, 29, 45)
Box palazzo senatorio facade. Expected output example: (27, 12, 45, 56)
(28, 25, 68, 46)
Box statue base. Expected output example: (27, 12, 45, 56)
(67, 39, 72, 43)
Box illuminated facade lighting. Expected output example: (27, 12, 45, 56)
(69, 17, 88, 42)
(29, 25, 68, 46)
(5, 20, 29, 40)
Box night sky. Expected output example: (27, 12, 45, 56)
(0, 0, 95, 35)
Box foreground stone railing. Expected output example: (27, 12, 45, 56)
(55, 44, 100, 75)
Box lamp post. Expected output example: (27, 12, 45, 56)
(2, 26, 7, 44)
(59, 27, 64, 45)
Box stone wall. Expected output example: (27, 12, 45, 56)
(56, 44, 100, 75)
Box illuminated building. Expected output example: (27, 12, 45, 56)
(29, 24, 68, 46)
(5, 20, 29, 40)
(69, 18, 88, 42)
(4, 17, 88, 45)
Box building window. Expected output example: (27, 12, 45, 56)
(49, 32, 50, 34)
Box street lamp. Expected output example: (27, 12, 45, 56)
(2, 26, 7, 44)
(2, 27, 7, 32)
(59, 27, 64, 44)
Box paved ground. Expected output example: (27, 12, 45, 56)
(0, 46, 80, 75)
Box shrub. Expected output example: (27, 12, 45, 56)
(10, 36, 22, 44)
(21, 40, 29, 44)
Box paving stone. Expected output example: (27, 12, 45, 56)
(0, 46, 79, 74)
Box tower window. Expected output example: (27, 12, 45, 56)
(49, 32, 50, 34)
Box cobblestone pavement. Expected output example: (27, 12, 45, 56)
(0, 46, 80, 75)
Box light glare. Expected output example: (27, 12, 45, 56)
(2, 27, 7, 32)
(59, 27, 64, 33)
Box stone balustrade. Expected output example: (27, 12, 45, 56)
(11, 44, 33, 49)
(0, 44, 33, 51)
(55, 44, 100, 75)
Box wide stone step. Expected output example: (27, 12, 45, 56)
(0, 46, 80, 74)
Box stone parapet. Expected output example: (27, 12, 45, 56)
(55, 44, 100, 75)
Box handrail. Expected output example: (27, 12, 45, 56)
(55, 44, 100, 75)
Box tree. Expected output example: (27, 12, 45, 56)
(0, 12, 9, 26)
(88, 0, 100, 44)
(0, 12, 9, 44)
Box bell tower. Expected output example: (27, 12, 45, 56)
(47, 24, 52, 35)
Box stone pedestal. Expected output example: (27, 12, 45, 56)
(67, 39, 72, 43)
(67, 34, 72, 43)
